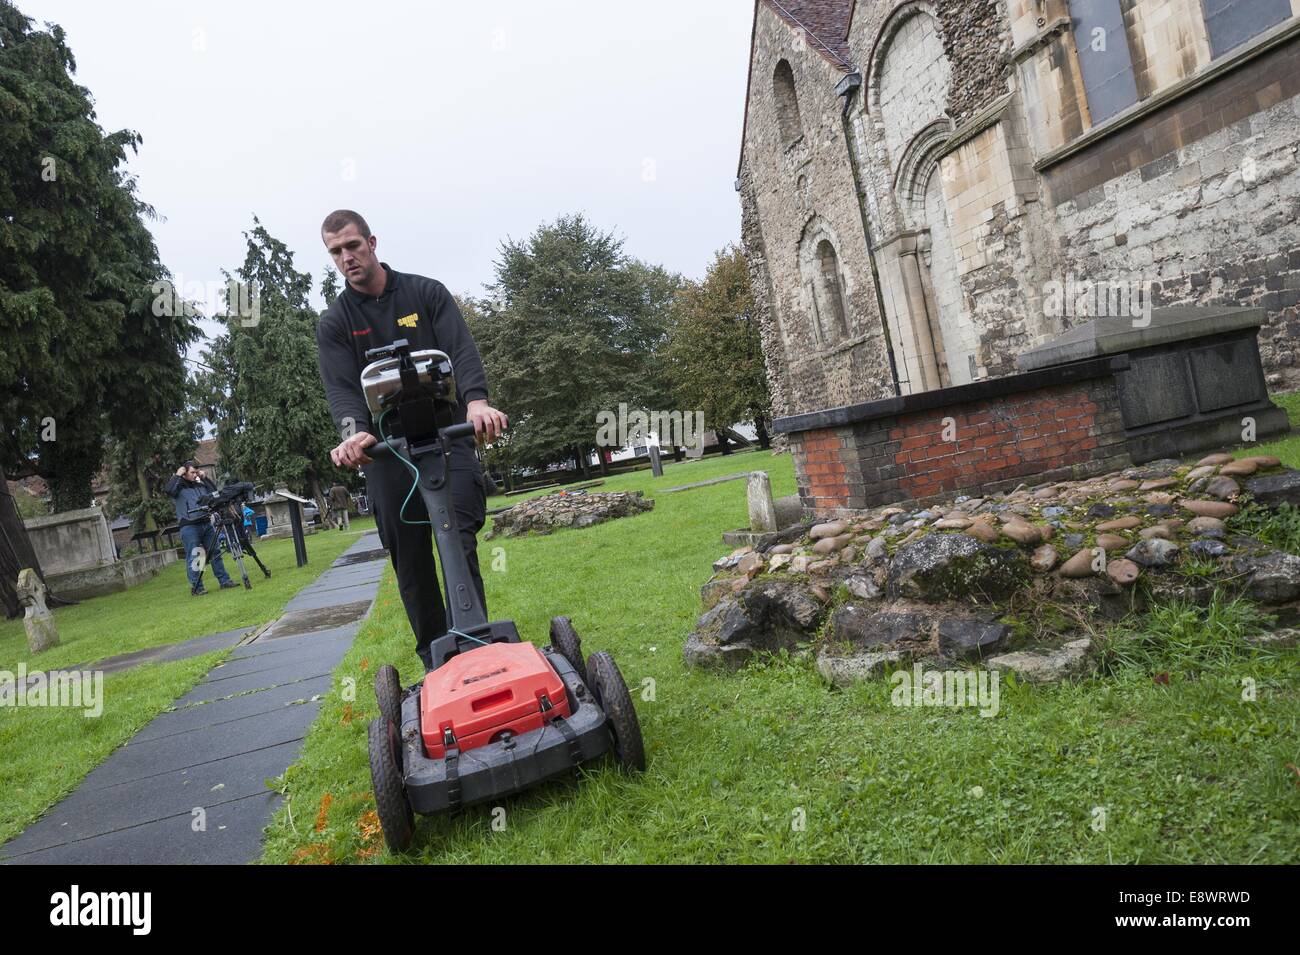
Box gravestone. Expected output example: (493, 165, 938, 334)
(16, 568, 58, 654)
(23, 506, 115, 575)
(747, 471, 777, 532)
(648, 444, 663, 477)
(262, 492, 317, 540)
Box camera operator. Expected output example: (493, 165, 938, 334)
(164, 461, 238, 596)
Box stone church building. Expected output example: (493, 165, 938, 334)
(738, 0, 1300, 426)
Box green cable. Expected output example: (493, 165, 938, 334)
(376, 409, 430, 527)
(447, 627, 490, 646)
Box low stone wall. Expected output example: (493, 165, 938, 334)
(46, 549, 178, 601)
(777, 358, 1131, 518)
(685, 453, 1300, 682)
(486, 490, 653, 538)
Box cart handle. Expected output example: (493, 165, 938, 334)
(366, 422, 477, 459)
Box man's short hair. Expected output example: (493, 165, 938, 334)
(321, 209, 371, 237)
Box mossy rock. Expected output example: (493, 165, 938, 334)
(885, 534, 1028, 603)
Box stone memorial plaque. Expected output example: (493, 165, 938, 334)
(1189, 339, 1265, 412)
(1116, 353, 1194, 428)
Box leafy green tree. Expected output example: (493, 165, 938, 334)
(0, 2, 197, 613)
(104, 375, 205, 535)
(321, 267, 340, 307)
(472, 214, 681, 476)
(0, 1, 197, 506)
(665, 245, 772, 452)
(195, 220, 341, 512)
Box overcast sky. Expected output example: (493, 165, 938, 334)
(20, 0, 755, 350)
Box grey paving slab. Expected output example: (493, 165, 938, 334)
(338, 533, 384, 556)
(299, 573, 384, 597)
(293, 576, 383, 600)
(260, 604, 373, 639)
(190, 655, 331, 692)
(310, 561, 387, 584)
(76, 703, 320, 789)
(236, 641, 354, 679)
(172, 661, 341, 707)
(1, 739, 305, 857)
(196, 638, 353, 682)
(131, 674, 334, 743)
(308, 558, 385, 580)
(215, 628, 361, 667)
(282, 581, 381, 612)
(235, 623, 359, 653)
(333, 546, 388, 567)
(5, 791, 282, 865)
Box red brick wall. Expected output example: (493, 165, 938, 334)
(790, 377, 1130, 517)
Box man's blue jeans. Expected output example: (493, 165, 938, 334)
(180, 522, 232, 589)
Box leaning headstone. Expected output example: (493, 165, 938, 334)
(747, 471, 777, 532)
(16, 568, 58, 654)
(648, 444, 663, 477)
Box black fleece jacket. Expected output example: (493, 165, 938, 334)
(164, 474, 216, 526)
(316, 265, 488, 470)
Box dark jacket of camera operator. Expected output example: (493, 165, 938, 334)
(164, 471, 217, 526)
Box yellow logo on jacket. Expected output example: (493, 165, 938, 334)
(397, 313, 419, 328)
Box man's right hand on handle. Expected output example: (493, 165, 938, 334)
(332, 431, 378, 469)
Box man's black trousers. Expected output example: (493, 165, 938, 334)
(365, 456, 488, 669)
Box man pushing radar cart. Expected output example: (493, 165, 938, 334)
(344, 340, 645, 853)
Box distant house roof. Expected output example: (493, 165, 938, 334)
(9, 474, 47, 498)
(737, 0, 856, 177)
(7, 461, 109, 500)
(194, 438, 220, 467)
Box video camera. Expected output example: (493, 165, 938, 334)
(194, 480, 269, 587)
(196, 481, 256, 513)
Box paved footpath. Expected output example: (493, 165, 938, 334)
(1, 532, 388, 865)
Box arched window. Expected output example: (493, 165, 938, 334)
(814, 239, 850, 342)
(773, 60, 803, 145)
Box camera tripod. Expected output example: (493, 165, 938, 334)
(206, 504, 271, 590)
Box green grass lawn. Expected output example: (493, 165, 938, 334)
(0, 650, 227, 844)
(1, 518, 375, 673)
(0, 518, 374, 848)
(1235, 389, 1300, 466)
(262, 447, 1299, 864)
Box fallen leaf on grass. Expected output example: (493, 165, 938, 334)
(358, 809, 382, 842)
(314, 792, 333, 833)
(290, 843, 334, 865)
